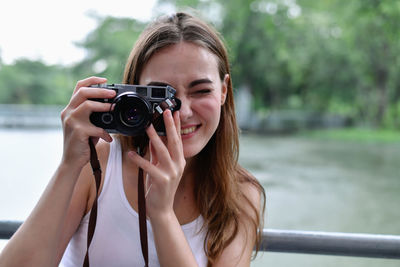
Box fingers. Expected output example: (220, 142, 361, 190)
(145, 109, 183, 160)
(69, 86, 116, 109)
(128, 151, 165, 180)
(149, 140, 158, 166)
(131, 109, 185, 172)
(173, 111, 181, 136)
(69, 76, 115, 109)
(73, 76, 107, 94)
(63, 103, 113, 143)
(164, 110, 183, 160)
(146, 124, 171, 165)
(62, 76, 115, 143)
(81, 125, 113, 143)
(63, 100, 113, 123)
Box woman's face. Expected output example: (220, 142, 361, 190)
(139, 41, 228, 159)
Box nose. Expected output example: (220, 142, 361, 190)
(177, 95, 193, 121)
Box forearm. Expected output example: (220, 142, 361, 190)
(0, 162, 82, 267)
(151, 212, 199, 267)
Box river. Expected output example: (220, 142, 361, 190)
(0, 128, 399, 266)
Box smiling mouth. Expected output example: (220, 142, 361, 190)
(181, 125, 198, 135)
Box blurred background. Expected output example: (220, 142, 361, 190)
(0, 0, 399, 266)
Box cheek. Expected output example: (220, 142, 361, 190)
(193, 98, 222, 124)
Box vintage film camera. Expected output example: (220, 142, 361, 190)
(89, 83, 181, 136)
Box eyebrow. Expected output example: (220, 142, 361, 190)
(147, 78, 213, 88)
(188, 78, 213, 88)
(147, 81, 172, 87)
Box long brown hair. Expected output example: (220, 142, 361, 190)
(119, 12, 265, 265)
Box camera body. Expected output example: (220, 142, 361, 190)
(89, 83, 181, 136)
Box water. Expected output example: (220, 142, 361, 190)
(1, 129, 399, 266)
(0, 129, 63, 221)
(0, 128, 63, 253)
(240, 134, 400, 267)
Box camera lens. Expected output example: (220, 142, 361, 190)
(113, 93, 152, 135)
(121, 106, 145, 127)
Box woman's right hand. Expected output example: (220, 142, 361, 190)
(60, 76, 116, 169)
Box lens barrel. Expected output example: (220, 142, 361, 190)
(113, 93, 152, 135)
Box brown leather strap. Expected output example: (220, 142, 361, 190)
(84, 138, 102, 267)
(137, 147, 149, 267)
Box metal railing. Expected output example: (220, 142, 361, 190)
(0, 104, 62, 128)
(260, 229, 400, 259)
(1, 221, 399, 259)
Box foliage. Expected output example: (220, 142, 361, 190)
(0, 15, 145, 106)
(158, 0, 400, 129)
(0, 59, 73, 105)
(1, 1, 400, 130)
(72, 14, 145, 82)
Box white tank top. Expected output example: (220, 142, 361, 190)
(60, 139, 207, 267)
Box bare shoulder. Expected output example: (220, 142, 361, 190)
(242, 182, 262, 216)
(238, 167, 264, 216)
(213, 168, 265, 267)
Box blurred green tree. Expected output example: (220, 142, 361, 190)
(0, 59, 72, 105)
(72, 14, 145, 83)
(0, 15, 145, 105)
(157, 0, 400, 128)
(1, 1, 400, 129)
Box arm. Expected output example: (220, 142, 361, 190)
(0, 162, 83, 267)
(0, 77, 114, 267)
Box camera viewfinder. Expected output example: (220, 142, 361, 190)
(137, 87, 147, 96)
(151, 88, 166, 98)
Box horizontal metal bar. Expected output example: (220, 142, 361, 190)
(261, 229, 400, 259)
(1, 221, 399, 259)
(0, 221, 22, 240)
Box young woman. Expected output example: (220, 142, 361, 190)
(0, 12, 265, 267)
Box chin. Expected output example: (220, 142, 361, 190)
(183, 146, 203, 160)
(183, 151, 198, 160)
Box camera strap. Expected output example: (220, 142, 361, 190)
(137, 146, 149, 267)
(83, 138, 102, 267)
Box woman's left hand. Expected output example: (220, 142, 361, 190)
(128, 109, 185, 220)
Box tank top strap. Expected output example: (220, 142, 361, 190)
(98, 138, 122, 200)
